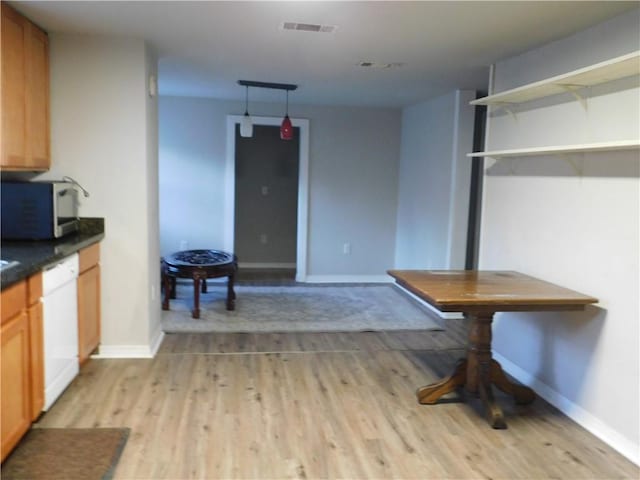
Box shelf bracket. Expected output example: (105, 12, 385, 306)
(557, 84, 588, 110)
(491, 102, 518, 120)
(560, 154, 584, 176)
(493, 157, 518, 175)
(491, 102, 517, 120)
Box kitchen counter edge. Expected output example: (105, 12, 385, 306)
(1, 218, 105, 290)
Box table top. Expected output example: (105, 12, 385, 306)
(164, 249, 235, 267)
(387, 270, 598, 313)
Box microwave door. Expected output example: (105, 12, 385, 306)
(55, 187, 79, 237)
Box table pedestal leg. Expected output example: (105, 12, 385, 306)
(417, 359, 466, 404)
(170, 277, 177, 299)
(466, 312, 507, 427)
(478, 378, 506, 429)
(192, 275, 202, 319)
(490, 359, 535, 404)
(161, 267, 170, 311)
(226, 273, 236, 311)
(415, 312, 535, 429)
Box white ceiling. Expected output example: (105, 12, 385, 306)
(11, 1, 639, 108)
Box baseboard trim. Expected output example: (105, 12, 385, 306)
(92, 335, 164, 359)
(494, 351, 640, 466)
(239, 262, 296, 269)
(304, 275, 393, 284)
(392, 283, 464, 320)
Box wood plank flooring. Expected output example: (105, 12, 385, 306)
(35, 322, 638, 479)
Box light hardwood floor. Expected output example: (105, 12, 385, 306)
(36, 323, 638, 479)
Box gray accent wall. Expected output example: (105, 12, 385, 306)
(159, 97, 227, 253)
(159, 98, 401, 279)
(395, 90, 476, 269)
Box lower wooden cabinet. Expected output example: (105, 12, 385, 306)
(78, 243, 101, 365)
(1, 273, 43, 461)
(1, 312, 30, 461)
(0, 242, 102, 460)
(28, 301, 44, 420)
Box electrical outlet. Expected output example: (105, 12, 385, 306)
(260, 234, 268, 244)
(343, 242, 351, 255)
(261, 185, 269, 196)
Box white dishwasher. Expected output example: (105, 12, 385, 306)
(42, 253, 79, 410)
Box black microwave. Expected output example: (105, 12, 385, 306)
(1, 181, 80, 240)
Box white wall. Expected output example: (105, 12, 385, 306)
(395, 90, 475, 269)
(480, 9, 639, 463)
(159, 97, 401, 281)
(41, 34, 161, 356)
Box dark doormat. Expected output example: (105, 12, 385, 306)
(1, 427, 130, 480)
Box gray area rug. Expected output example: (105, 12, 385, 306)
(161, 284, 443, 333)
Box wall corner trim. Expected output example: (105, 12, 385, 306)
(494, 351, 640, 466)
(149, 328, 166, 357)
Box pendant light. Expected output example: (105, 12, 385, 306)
(237, 80, 297, 140)
(280, 90, 293, 141)
(240, 85, 253, 138)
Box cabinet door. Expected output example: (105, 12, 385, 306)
(0, 4, 49, 171)
(28, 302, 44, 420)
(1, 4, 27, 168)
(78, 265, 101, 365)
(26, 22, 49, 169)
(1, 312, 31, 462)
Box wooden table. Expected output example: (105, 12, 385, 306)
(162, 250, 237, 319)
(387, 270, 597, 428)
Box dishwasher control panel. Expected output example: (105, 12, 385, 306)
(43, 253, 79, 295)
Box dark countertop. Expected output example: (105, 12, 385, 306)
(1, 218, 105, 290)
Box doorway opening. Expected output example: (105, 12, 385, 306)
(235, 124, 298, 282)
(225, 115, 309, 282)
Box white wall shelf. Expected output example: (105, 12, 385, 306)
(467, 140, 640, 159)
(471, 50, 640, 106)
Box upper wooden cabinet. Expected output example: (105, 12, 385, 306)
(1, 3, 50, 171)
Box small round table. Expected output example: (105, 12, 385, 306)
(161, 249, 238, 319)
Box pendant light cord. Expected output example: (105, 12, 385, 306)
(244, 85, 249, 115)
(285, 90, 289, 116)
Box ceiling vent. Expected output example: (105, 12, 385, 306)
(358, 62, 404, 69)
(282, 22, 337, 33)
